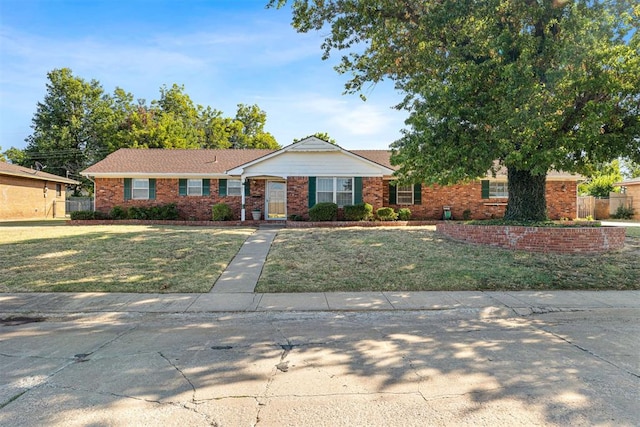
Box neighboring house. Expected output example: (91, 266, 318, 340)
(0, 161, 79, 220)
(81, 137, 581, 221)
(614, 178, 640, 219)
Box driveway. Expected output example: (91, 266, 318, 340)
(1, 306, 638, 426)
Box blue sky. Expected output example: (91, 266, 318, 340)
(0, 0, 407, 151)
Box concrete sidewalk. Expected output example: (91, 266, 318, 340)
(1, 290, 638, 316)
(209, 227, 278, 293)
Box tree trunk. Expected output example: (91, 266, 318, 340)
(504, 168, 547, 221)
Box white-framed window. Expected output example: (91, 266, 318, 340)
(187, 179, 202, 196)
(132, 179, 149, 200)
(490, 182, 508, 198)
(227, 179, 242, 196)
(317, 177, 353, 207)
(396, 185, 414, 205)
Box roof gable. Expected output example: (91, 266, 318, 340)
(226, 138, 395, 177)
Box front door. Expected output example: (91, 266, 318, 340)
(266, 181, 286, 220)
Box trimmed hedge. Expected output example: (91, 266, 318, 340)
(397, 208, 411, 221)
(212, 203, 234, 221)
(72, 203, 179, 221)
(110, 206, 128, 220)
(70, 210, 110, 220)
(309, 202, 338, 221)
(127, 204, 179, 220)
(376, 207, 398, 221)
(344, 202, 373, 221)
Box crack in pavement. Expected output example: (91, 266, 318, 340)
(158, 351, 197, 401)
(533, 325, 640, 379)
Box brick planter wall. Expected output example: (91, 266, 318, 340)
(436, 222, 626, 253)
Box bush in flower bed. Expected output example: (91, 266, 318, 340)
(309, 202, 338, 221)
(70, 210, 110, 220)
(212, 203, 234, 221)
(397, 208, 412, 221)
(71, 203, 179, 221)
(376, 207, 398, 221)
(343, 202, 373, 221)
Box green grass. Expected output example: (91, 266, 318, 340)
(0, 225, 254, 293)
(256, 226, 640, 292)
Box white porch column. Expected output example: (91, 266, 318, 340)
(241, 176, 246, 221)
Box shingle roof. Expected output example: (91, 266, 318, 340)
(0, 161, 79, 184)
(351, 150, 395, 169)
(82, 148, 275, 175)
(81, 148, 582, 181)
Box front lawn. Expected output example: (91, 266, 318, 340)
(0, 225, 254, 293)
(256, 226, 640, 292)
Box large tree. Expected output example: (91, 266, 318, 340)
(23, 68, 114, 179)
(271, 0, 640, 221)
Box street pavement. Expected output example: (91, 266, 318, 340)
(1, 291, 639, 426)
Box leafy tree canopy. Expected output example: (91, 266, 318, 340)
(620, 157, 640, 179)
(271, 0, 640, 221)
(293, 132, 337, 144)
(9, 69, 281, 187)
(578, 159, 623, 197)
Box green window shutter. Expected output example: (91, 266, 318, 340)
(124, 178, 132, 200)
(179, 179, 187, 196)
(202, 179, 210, 196)
(389, 183, 397, 205)
(308, 177, 316, 208)
(354, 177, 363, 204)
(244, 179, 250, 197)
(219, 179, 227, 197)
(413, 184, 422, 205)
(149, 179, 156, 200)
(481, 180, 490, 199)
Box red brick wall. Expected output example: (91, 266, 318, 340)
(94, 178, 245, 220)
(94, 177, 578, 221)
(383, 180, 577, 220)
(1, 175, 67, 220)
(286, 177, 309, 219)
(362, 177, 384, 210)
(437, 222, 626, 253)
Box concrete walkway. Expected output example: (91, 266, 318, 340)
(209, 227, 278, 293)
(1, 290, 638, 315)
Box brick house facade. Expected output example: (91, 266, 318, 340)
(0, 162, 78, 220)
(83, 138, 581, 222)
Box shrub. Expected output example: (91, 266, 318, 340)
(70, 210, 109, 220)
(397, 207, 412, 221)
(127, 206, 147, 220)
(288, 214, 304, 221)
(376, 207, 398, 221)
(153, 203, 179, 220)
(110, 206, 128, 220)
(309, 202, 338, 221)
(212, 203, 234, 221)
(343, 202, 373, 221)
(611, 205, 635, 220)
(462, 209, 472, 221)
